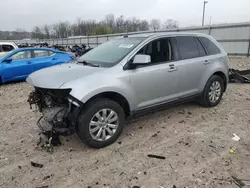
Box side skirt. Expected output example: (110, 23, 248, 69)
(129, 93, 202, 118)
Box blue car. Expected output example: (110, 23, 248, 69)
(0, 48, 75, 83)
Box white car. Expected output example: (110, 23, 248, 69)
(0, 42, 18, 56)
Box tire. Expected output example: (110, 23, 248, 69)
(77, 98, 125, 148)
(199, 75, 224, 107)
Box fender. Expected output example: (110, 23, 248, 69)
(60, 72, 137, 111)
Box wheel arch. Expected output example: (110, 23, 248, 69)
(83, 91, 131, 117)
(212, 71, 228, 92)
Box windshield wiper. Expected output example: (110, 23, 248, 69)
(77, 60, 100, 67)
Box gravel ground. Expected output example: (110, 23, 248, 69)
(0, 57, 250, 188)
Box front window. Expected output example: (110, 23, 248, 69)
(11, 51, 32, 60)
(78, 37, 145, 67)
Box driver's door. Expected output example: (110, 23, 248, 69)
(2, 50, 33, 80)
(128, 37, 180, 110)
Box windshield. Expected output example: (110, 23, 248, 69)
(78, 37, 145, 67)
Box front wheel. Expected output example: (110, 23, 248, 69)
(77, 98, 125, 148)
(198, 75, 224, 107)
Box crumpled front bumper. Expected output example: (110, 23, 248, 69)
(28, 88, 83, 135)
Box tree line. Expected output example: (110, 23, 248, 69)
(31, 14, 179, 39)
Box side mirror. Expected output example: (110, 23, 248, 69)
(132, 54, 151, 65)
(4, 57, 12, 63)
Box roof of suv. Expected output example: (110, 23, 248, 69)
(126, 32, 209, 39)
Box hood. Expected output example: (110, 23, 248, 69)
(26, 63, 105, 89)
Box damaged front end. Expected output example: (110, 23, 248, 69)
(28, 88, 82, 137)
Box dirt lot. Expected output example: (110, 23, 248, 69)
(0, 57, 250, 188)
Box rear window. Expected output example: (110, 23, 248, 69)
(176, 36, 199, 60)
(198, 37, 221, 55)
(2, 45, 14, 52)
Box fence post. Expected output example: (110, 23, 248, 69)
(97, 36, 99, 46)
(107, 35, 109, 41)
(208, 26, 211, 35)
(80, 37, 82, 44)
(87, 36, 89, 47)
(247, 39, 250, 57)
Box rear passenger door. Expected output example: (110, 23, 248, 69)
(175, 36, 208, 97)
(32, 50, 56, 71)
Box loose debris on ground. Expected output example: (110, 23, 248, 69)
(30, 161, 44, 168)
(0, 57, 250, 187)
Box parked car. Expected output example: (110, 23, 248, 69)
(0, 48, 75, 83)
(0, 42, 18, 56)
(27, 33, 229, 148)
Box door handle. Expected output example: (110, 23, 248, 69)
(203, 60, 211, 65)
(168, 64, 178, 72)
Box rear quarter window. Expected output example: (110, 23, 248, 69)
(198, 37, 221, 55)
(48, 51, 55, 56)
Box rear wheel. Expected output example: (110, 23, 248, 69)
(199, 75, 224, 107)
(77, 98, 125, 148)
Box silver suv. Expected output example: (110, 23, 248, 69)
(27, 33, 229, 148)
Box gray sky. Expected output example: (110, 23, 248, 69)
(1, 0, 250, 31)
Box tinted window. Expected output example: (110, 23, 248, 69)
(34, 50, 50, 58)
(137, 38, 173, 63)
(195, 38, 206, 57)
(176, 36, 199, 60)
(2, 45, 14, 52)
(199, 37, 220, 55)
(12, 51, 32, 60)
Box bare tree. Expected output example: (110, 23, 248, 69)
(116, 15, 125, 33)
(105, 14, 115, 33)
(43, 25, 51, 39)
(139, 20, 150, 31)
(52, 24, 60, 38)
(56, 21, 71, 38)
(29, 15, 179, 39)
(163, 19, 179, 29)
(150, 19, 161, 30)
(32, 26, 44, 39)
